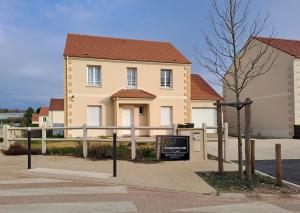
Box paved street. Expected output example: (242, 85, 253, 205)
(207, 138, 300, 185)
(0, 177, 299, 213)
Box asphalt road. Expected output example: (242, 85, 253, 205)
(255, 159, 300, 185)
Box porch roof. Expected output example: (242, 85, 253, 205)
(111, 89, 156, 99)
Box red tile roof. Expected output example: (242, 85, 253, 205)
(49, 98, 64, 111)
(254, 36, 300, 58)
(39, 107, 49, 116)
(111, 89, 156, 99)
(64, 34, 191, 64)
(190, 74, 222, 100)
(31, 113, 39, 122)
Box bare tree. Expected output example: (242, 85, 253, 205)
(197, 0, 277, 178)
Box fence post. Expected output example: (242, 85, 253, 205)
(251, 139, 255, 175)
(27, 127, 32, 169)
(223, 122, 229, 162)
(41, 125, 46, 154)
(275, 144, 282, 186)
(82, 124, 88, 158)
(3, 125, 9, 151)
(113, 131, 117, 177)
(173, 123, 178, 136)
(131, 123, 136, 160)
(202, 123, 207, 160)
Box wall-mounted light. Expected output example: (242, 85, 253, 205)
(71, 95, 74, 102)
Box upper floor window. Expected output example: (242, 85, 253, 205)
(160, 69, 172, 88)
(127, 68, 137, 88)
(87, 66, 101, 86)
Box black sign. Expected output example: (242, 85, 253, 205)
(156, 136, 189, 160)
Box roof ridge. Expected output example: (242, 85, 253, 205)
(67, 33, 171, 45)
(254, 36, 300, 43)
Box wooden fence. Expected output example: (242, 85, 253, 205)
(1, 123, 229, 160)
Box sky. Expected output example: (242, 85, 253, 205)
(0, 0, 300, 109)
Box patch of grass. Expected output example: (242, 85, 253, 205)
(198, 171, 276, 192)
(198, 171, 300, 194)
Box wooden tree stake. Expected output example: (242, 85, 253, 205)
(275, 144, 282, 186)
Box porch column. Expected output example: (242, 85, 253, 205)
(114, 99, 119, 126)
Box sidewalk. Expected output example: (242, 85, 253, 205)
(0, 152, 236, 194)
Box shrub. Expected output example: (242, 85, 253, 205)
(135, 147, 157, 162)
(47, 146, 81, 156)
(88, 143, 131, 160)
(2, 144, 41, 155)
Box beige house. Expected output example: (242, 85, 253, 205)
(224, 36, 300, 138)
(63, 34, 221, 137)
(48, 98, 64, 135)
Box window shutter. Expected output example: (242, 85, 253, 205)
(87, 106, 101, 126)
(161, 107, 172, 126)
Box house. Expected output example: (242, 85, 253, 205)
(31, 113, 39, 125)
(49, 98, 64, 135)
(63, 33, 221, 137)
(31, 107, 49, 127)
(224, 36, 300, 138)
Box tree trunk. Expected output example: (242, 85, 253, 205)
(236, 94, 244, 178)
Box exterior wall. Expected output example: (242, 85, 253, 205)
(191, 100, 216, 108)
(224, 40, 295, 138)
(293, 59, 300, 126)
(38, 116, 50, 127)
(65, 57, 190, 137)
(49, 111, 64, 125)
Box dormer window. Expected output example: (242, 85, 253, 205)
(127, 68, 137, 88)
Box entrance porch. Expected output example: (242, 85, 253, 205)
(111, 89, 156, 136)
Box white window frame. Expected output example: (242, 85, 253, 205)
(127, 68, 137, 88)
(160, 69, 172, 88)
(87, 66, 101, 86)
(160, 106, 172, 126)
(87, 106, 102, 126)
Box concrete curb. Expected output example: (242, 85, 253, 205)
(254, 170, 300, 189)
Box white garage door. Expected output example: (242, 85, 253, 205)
(192, 108, 217, 133)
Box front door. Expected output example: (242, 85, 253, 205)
(122, 108, 132, 135)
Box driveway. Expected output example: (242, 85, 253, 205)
(207, 138, 300, 185)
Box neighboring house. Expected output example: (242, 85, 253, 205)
(49, 98, 64, 135)
(31, 113, 39, 125)
(63, 33, 221, 137)
(31, 107, 49, 127)
(224, 36, 300, 138)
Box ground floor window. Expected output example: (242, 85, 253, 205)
(160, 106, 172, 126)
(87, 106, 102, 126)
